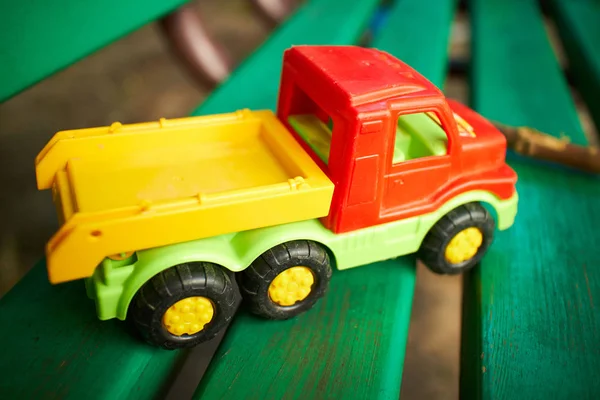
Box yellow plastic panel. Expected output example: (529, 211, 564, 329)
(36, 110, 334, 283)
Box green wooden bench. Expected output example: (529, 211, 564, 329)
(460, 0, 600, 398)
(1, 0, 599, 399)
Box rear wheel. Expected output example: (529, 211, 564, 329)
(237, 240, 332, 320)
(129, 262, 236, 349)
(419, 203, 495, 275)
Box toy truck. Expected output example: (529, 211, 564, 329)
(36, 46, 518, 349)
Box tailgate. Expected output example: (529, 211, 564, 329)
(36, 109, 334, 283)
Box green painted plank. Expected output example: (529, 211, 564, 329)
(371, 0, 457, 86)
(469, 0, 586, 142)
(548, 0, 600, 139)
(196, 262, 416, 399)
(192, 0, 380, 115)
(0, 260, 182, 399)
(195, 1, 457, 398)
(0, 0, 188, 102)
(461, 1, 600, 398)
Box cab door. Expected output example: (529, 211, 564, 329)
(381, 109, 454, 216)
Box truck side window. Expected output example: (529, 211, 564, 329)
(393, 112, 448, 163)
(288, 114, 333, 165)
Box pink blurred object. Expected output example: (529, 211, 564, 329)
(250, 0, 299, 25)
(160, 5, 232, 86)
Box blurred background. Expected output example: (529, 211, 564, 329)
(0, 0, 596, 398)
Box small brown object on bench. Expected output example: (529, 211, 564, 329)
(493, 121, 600, 174)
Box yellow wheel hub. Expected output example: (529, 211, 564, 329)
(268, 266, 315, 306)
(445, 227, 484, 264)
(162, 296, 214, 336)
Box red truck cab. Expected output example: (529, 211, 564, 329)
(277, 46, 517, 234)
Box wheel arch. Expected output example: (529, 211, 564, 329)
(415, 190, 518, 245)
(116, 219, 337, 320)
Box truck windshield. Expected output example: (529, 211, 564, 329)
(393, 112, 448, 163)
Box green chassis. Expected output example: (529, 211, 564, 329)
(85, 189, 518, 321)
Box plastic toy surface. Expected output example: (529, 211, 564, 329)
(36, 45, 518, 349)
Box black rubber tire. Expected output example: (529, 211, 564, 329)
(418, 203, 495, 275)
(129, 262, 236, 350)
(237, 240, 332, 320)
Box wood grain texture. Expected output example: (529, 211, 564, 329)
(461, 1, 600, 398)
(0, 0, 189, 102)
(194, 0, 457, 398)
(547, 0, 600, 141)
(195, 261, 416, 399)
(0, 260, 183, 399)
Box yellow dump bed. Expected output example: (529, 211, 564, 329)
(36, 109, 334, 283)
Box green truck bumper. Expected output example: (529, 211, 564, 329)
(495, 191, 519, 231)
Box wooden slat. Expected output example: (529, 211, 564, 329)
(371, 0, 456, 86)
(0, 0, 188, 102)
(194, 0, 457, 398)
(196, 261, 416, 399)
(547, 0, 600, 140)
(0, 261, 182, 399)
(461, 1, 600, 398)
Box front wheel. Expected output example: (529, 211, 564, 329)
(419, 203, 495, 275)
(237, 240, 332, 320)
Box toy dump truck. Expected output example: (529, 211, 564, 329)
(36, 46, 518, 349)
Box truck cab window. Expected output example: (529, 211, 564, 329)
(287, 90, 334, 166)
(392, 112, 448, 163)
(288, 114, 333, 165)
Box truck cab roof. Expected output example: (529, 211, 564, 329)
(283, 46, 443, 107)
